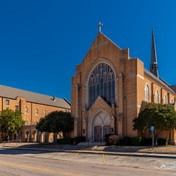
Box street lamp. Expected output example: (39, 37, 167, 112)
(150, 126, 154, 148)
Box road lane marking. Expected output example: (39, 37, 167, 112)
(102, 154, 106, 164)
(0, 161, 81, 176)
(73, 153, 79, 160)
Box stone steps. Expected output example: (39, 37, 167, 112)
(77, 142, 106, 146)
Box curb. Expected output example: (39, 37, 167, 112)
(2, 146, 176, 159)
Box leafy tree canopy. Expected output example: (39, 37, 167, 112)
(36, 111, 74, 135)
(0, 108, 25, 134)
(133, 103, 176, 138)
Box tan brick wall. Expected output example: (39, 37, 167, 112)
(0, 96, 69, 125)
(71, 32, 176, 143)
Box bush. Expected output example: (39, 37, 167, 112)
(119, 136, 144, 146)
(105, 134, 119, 145)
(157, 138, 168, 146)
(143, 138, 152, 146)
(142, 138, 168, 146)
(57, 138, 74, 144)
(74, 136, 86, 145)
(130, 137, 144, 146)
(119, 136, 131, 145)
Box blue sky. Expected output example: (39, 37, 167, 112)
(0, 0, 176, 101)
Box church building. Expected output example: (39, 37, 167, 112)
(71, 23, 176, 144)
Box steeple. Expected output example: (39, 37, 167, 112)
(150, 29, 159, 78)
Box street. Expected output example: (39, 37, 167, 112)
(0, 148, 176, 176)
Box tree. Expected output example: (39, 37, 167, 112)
(0, 108, 25, 139)
(133, 103, 176, 145)
(36, 111, 74, 137)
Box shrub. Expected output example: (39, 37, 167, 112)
(157, 138, 168, 146)
(105, 134, 119, 145)
(57, 138, 74, 144)
(143, 138, 152, 146)
(119, 136, 131, 145)
(74, 136, 86, 145)
(130, 137, 144, 146)
(119, 136, 144, 146)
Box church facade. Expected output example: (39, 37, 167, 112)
(71, 25, 176, 144)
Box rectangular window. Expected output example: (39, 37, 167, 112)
(15, 106, 19, 110)
(6, 99, 10, 105)
(44, 109, 46, 116)
(35, 108, 39, 115)
(25, 107, 28, 114)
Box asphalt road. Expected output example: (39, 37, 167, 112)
(0, 148, 176, 176)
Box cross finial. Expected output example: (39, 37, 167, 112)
(98, 22, 103, 33)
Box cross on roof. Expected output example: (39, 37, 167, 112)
(98, 22, 103, 32)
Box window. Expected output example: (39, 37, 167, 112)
(15, 105, 19, 111)
(155, 90, 159, 103)
(88, 63, 115, 107)
(25, 120, 28, 125)
(25, 106, 28, 114)
(171, 99, 174, 104)
(164, 95, 167, 104)
(35, 108, 39, 115)
(6, 99, 10, 105)
(145, 84, 150, 102)
(44, 109, 46, 116)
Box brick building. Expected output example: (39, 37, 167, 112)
(71, 25, 176, 144)
(0, 85, 70, 142)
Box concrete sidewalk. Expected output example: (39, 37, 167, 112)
(1, 142, 176, 159)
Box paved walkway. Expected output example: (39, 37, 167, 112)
(1, 142, 176, 158)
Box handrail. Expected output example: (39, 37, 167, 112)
(88, 136, 93, 144)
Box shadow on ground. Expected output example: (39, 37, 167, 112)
(0, 142, 176, 155)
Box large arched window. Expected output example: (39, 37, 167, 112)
(155, 90, 159, 103)
(88, 63, 115, 107)
(145, 84, 150, 102)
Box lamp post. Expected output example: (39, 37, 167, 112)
(150, 126, 154, 148)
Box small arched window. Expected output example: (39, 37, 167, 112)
(25, 106, 28, 114)
(145, 84, 150, 102)
(164, 95, 167, 104)
(35, 108, 39, 115)
(44, 109, 46, 116)
(155, 90, 159, 103)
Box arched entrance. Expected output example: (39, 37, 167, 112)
(89, 110, 111, 142)
(32, 130, 36, 142)
(25, 131, 29, 142)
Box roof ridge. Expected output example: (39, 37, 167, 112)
(0, 84, 62, 100)
(99, 32, 122, 50)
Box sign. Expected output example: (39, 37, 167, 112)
(150, 126, 154, 132)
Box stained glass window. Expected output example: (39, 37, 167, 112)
(88, 63, 115, 107)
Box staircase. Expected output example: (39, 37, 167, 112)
(77, 142, 106, 146)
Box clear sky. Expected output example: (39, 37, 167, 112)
(0, 0, 176, 101)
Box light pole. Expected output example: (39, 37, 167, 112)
(150, 126, 154, 148)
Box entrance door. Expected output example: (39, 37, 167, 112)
(94, 126, 102, 142)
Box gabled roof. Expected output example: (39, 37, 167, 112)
(0, 85, 71, 109)
(170, 85, 176, 93)
(144, 69, 176, 95)
(99, 32, 122, 50)
(90, 32, 122, 51)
